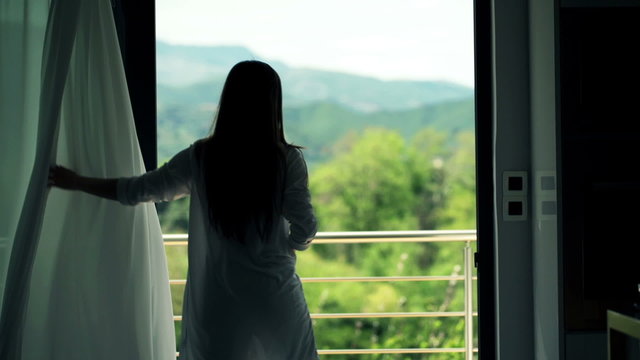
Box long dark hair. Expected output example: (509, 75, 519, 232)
(200, 61, 296, 242)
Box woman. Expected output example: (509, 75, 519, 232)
(49, 61, 319, 360)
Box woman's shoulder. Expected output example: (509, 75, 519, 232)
(192, 138, 207, 151)
(284, 144, 308, 177)
(285, 144, 304, 160)
(189, 138, 210, 160)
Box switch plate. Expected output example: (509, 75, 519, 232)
(503, 171, 527, 196)
(503, 196, 528, 221)
(536, 171, 557, 220)
(502, 171, 528, 221)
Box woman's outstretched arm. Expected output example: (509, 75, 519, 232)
(49, 165, 118, 201)
(49, 146, 193, 205)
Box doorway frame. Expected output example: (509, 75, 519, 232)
(473, 0, 496, 358)
(114, 0, 498, 357)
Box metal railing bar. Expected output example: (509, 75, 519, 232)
(163, 234, 188, 240)
(168, 275, 479, 285)
(311, 312, 478, 319)
(162, 230, 477, 245)
(164, 236, 476, 246)
(173, 312, 478, 321)
(164, 240, 187, 246)
(303, 275, 480, 282)
(317, 230, 476, 238)
(464, 242, 475, 360)
(317, 348, 479, 355)
(312, 236, 475, 244)
(175, 348, 479, 357)
(164, 230, 475, 240)
(164, 237, 476, 246)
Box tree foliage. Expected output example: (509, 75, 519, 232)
(309, 127, 475, 233)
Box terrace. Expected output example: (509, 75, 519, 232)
(164, 230, 478, 359)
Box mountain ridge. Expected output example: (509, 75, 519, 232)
(156, 41, 475, 165)
(157, 98, 474, 165)
(156, 40, 474, 112)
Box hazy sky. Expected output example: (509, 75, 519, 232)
(156, 0, 474, 86)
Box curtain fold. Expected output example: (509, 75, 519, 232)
(0, 1, 82, 357)
(0, 0, 48, 307)
(1, 0, 176, 358)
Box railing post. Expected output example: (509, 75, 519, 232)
(464, 240, 474, 360)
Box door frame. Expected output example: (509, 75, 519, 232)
(114, 0, 498, 356)
(473, 0, 496, 358)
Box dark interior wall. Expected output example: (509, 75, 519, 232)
(559, 5, 640, 330)
(494, 0, 640, 359)
(557, 2, 640, 359)
(112, 0, 157, 171)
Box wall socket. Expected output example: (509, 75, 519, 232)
(503, 171, 528, 221)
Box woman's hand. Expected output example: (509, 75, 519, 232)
(48, 165, 79, 190)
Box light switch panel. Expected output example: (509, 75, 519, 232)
(503, 171, 528, 221)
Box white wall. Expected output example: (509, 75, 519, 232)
(528, 0, 561, 359)
(493, 0, 564, 358)
(492, 0, 534, 358)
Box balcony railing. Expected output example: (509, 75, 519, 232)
(164, 230, 478, 358)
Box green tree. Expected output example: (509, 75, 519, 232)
(310, 128, 425, 232)
(440, 131, 476, 230)
(409, 128, 450, 229)
(157, 197, 190, 233)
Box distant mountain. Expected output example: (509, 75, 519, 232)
(156, 42, 258, 86)
(285, 99, 474, 163)
(156, 41, 474, 112)
(157, 99, 474, 165)
(156, 41, 475, 165)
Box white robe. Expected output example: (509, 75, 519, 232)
(118, 144, 319, 360)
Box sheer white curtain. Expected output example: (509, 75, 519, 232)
(0, 0, 49, 310)
(0, 0, 176, 359)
